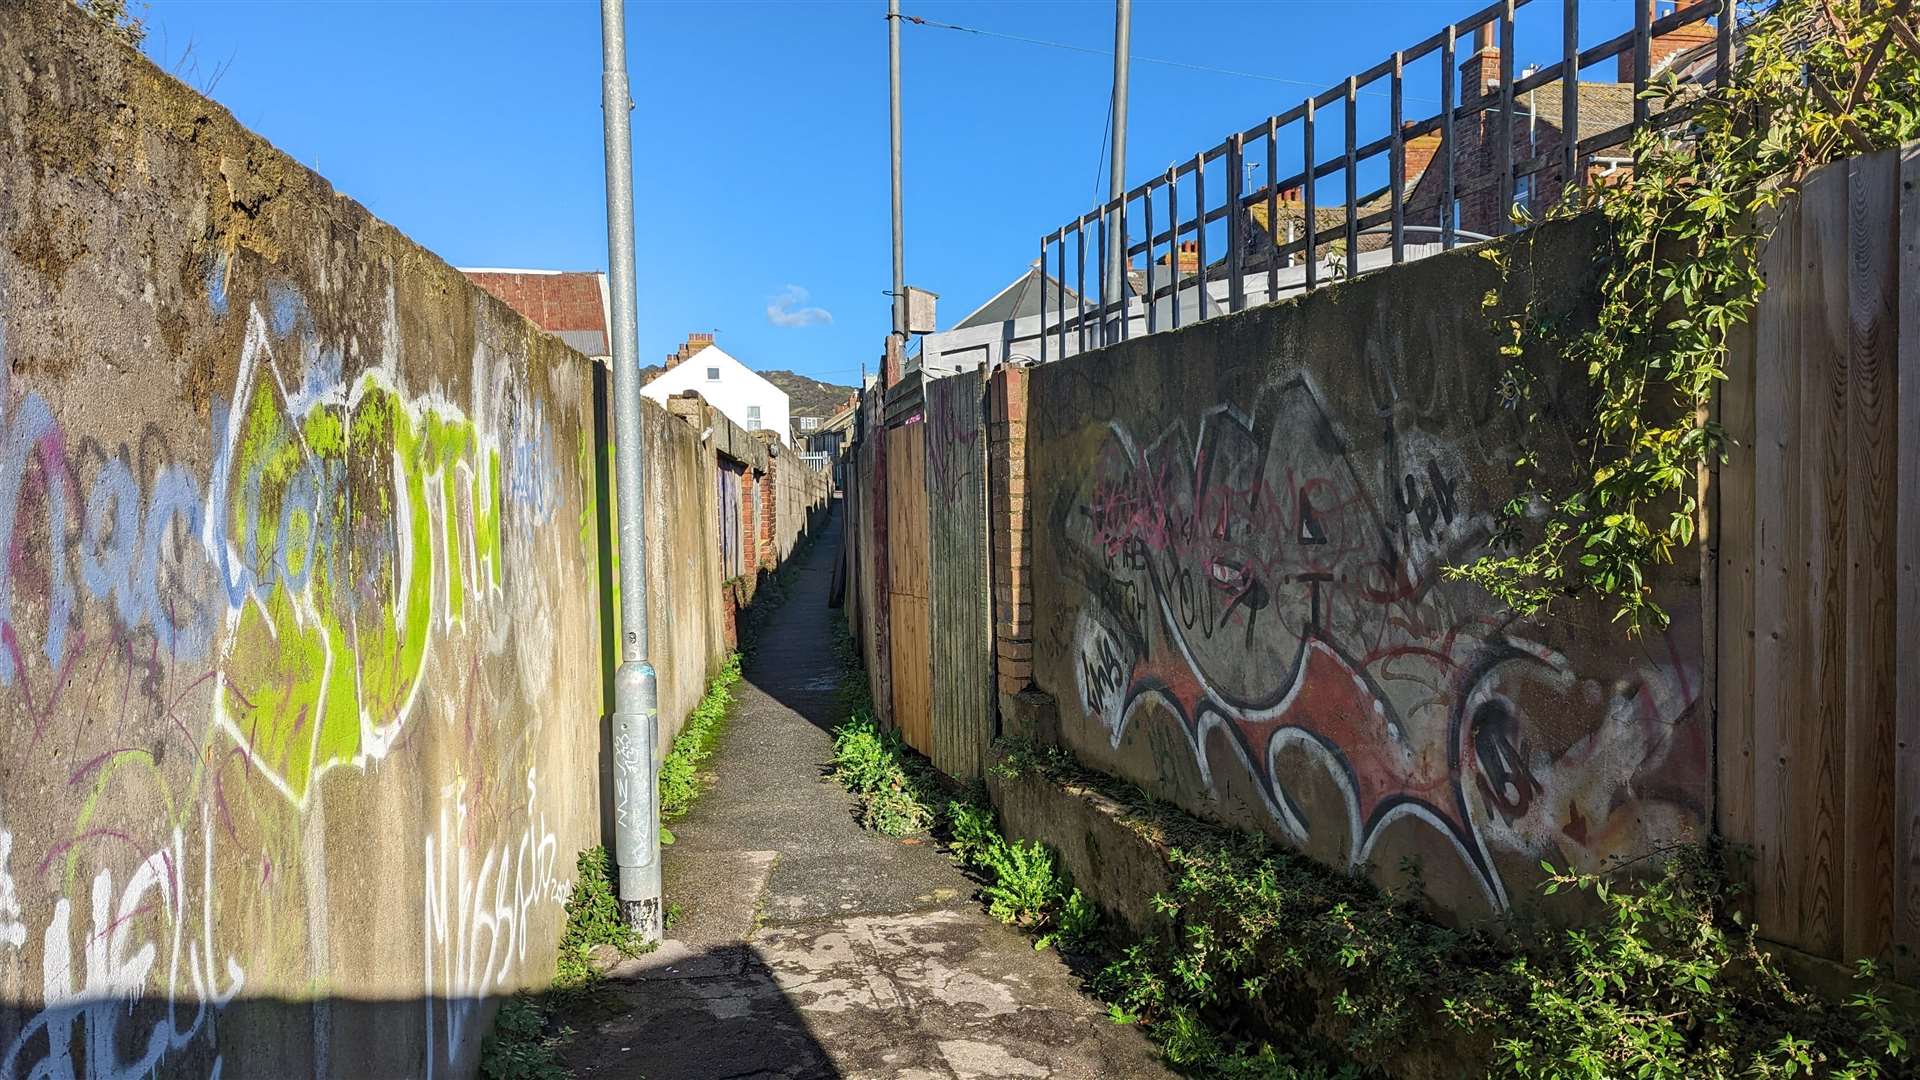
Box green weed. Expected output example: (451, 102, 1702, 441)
(478, 996, 570, 1080)
(658, 653, 742, 821)
(554, 846, 645, 991)
(829, 714, 938, 836)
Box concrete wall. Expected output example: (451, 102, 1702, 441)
(768, 443, 830, 566)
(1027, 217, 1707, 920)
(0, 4, 807, 1076)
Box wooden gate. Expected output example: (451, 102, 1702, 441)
(886, 423, 932, 754)
(925, 371, 994, 779)
(1715, 145, 1919, 976)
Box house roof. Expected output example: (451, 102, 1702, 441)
(952, 261, 1082, 330)
(461, 268, 611, 357)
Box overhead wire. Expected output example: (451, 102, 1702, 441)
(896, 12, 1440, 103)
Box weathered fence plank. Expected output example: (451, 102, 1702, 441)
(1896, 143, 1920, 975)
(888, 423, 933, 754)
(926, 370, 995, 780)
(1842, 150, 1900, 962)
(1748, 184, 1803, 940)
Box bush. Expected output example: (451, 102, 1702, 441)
(1095, 830, 1918, 1078)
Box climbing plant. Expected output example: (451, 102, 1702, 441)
(1452, 0, 1920, 631)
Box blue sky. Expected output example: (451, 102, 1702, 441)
(137, 0, 1662, 388)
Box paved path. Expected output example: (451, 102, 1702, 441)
(556, 506, 1171, 1080)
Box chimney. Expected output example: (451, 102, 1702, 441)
(1158, 240, 1201, 276)
(1617, 1, 1716, 81)
(663, 331, 715, 370)
(1460, 22, 1500, 102)
(1400, 123, 1441, 189)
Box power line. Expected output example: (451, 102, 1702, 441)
(897, 13, 1438, 104)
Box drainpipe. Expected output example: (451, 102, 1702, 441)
(599, 0, 662, 941)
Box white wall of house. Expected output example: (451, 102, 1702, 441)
(641, 343, 791, 445)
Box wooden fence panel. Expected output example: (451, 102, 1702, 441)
(1895, 143, 1920, 973)
(1719, 144, 1916, 975)
(887, 424, 932, 754)
(925, 370, 994, 780)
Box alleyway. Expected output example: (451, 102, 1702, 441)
(556, 507, 1172, 1080)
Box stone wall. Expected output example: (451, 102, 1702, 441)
(1026, 216, 1707, 920)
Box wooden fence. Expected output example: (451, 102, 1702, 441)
(1715, 143, 1919, 978)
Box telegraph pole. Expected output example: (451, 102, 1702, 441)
(889, 0, 905, 344)
(599, 0, 662, 942)
(1105, 0, 1131, 331)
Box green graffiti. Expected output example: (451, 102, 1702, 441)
(218, 372, 508, 803)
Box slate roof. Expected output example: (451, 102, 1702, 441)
(952, 262, 1083, 330)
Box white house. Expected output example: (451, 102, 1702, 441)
(641, 333, 791, 445)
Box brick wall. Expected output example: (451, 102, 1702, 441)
(758, 461, 777, 572)
(988, 366, 1034, 698)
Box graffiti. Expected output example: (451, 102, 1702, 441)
(423, 768, 569, 1080)
(1067, 376, 1703, 910)
(209, 304, 516, 804)
(1, 808, 245, 1080)
(0, 829, 24, 950)
(0, 262, 580, 1078)
(926, 379, 981, 507)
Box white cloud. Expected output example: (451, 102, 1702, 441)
(766, 285, 833, 328)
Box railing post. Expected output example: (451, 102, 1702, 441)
(1441, 25, 1456, 250)
(1038, 237, 1048, 364)
(1633, 0, 1651, 125)
(1343, 75, 1358, 275)
(1193, 152, 1209, 319)
(1056, 228, 1067, 359)
(1390, 53, 1405, 265)
(1097, 207, 1110, 347)
(1167, 167, 1182, 330)
(1303, 98, 1318, 290)
(1144, 185, 1158, 334)
(1497, 1, 1516, 235)
(1227, 134, 1246, 312)
(1075, 218, 1087, 354)
(1266, 116, 1279, 301)
(1562, 0, 1581, 198)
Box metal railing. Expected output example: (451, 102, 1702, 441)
(1037, 0, 1736, 361)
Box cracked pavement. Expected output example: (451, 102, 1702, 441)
(553, 508, 1172, 1079)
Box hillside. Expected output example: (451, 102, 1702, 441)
(763, 370, 856, 421)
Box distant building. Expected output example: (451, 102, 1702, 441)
(460, 268, 612, 363)
(802, 393, 859, 494)
(911, 260, 1080, 378)
(642, 333, 791, 446)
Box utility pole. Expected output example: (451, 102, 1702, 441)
(1105, 0, 1131, 333)
(889, 0, 906, 346)
(599, 0, 662, 942)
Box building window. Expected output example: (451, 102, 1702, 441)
(706, 366, 720, 382)
(747, 405, 761, 431)
(798, 416, 819, 431)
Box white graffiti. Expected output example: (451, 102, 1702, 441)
(422, 768, 570, 1080)
(1, 808, 245, 1080)
(0, 829, 24, 951)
